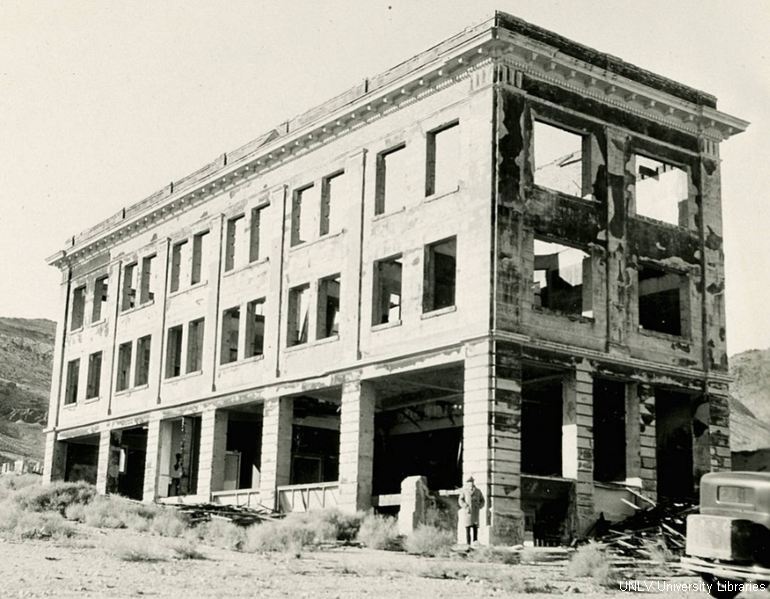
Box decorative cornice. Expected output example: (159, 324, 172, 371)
(49, 15, 748, 270)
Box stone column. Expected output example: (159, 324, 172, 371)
(463, 339, 523, 546)
(564, 359, 595, 535)
(338, 379, 375, 513)
(197, 408, 228, 499)
(259, 396, 293, 510)
(706, 380, 731, 472)
(42, 432, 66, 484)
(142, 417, 162, 502)
(638, 384, 657, 501)
(95, 429, 119, 495)
(624, 383, 642, 487)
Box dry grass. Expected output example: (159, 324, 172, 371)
(65, 495, 188, 537)
(0, 474, 42, 500)
(13, 481, 96, 515)
(0, 500, 75, 540)
(169, 538, 206, 560)
(192, 518, 246, 551)
(109, 537, 167, 562)
(355, 513, 399, 550)
(404, 524, 455, 556)
(567, 543, 615, 586)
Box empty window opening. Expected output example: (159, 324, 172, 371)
(656, 389, 696, 501)
(320, 171, 345, 236)
(638, 265, 686, 336)
(92, 275, 108, 323)
(533, 239, 593, 317)
(121, 263, 138, 311)
(170, 240, 187, 293)
(134, 335, 151, 386)
(375, 144, 408, 215)
(158, 416, 202, 497)
(373, 257, 403, 325)
(521, 372, 563, 476)
(85, 351, 102, 399)
(287, 285, 310, 346)
(71, 285, 86, 330)
(116, 342, 132, 391)
(426, 121, 460, 196)
(221, 307, 240, 364)
(109, 426, 148, 500)
(291, 185, 314, 246)
(317, 275, 340, 339)
(165, 325, 183, 378)
(634, 155, 689, 226)
(249, 206, 265, 262)
(225, 414, 263, 491)
(423, 237, 456, 312)
(62, 435, 99, 484)
(245, 300, 265, 358)
(139, 255, 156, 304)
(64, 359, 80, 405)
(191, 230, 209, 285)
(290, 396, 340, 486)
(593, 379, 626, 483)
(225, 214, 245, 271)
(533, 121, 586, 198)
(186, 318, 205, 372)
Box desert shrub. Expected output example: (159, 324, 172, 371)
(193, 518, 246, 551)
(404, 524, 455, 556)
(68, 495, 167, 531)
(109, 538, 166, 562)
(150, 508, 189, 537)
(315, 508, 364, 542)
(0, 474, 42, 499)
(355, 513, 399, 550)
(519, 546, 538, 564)
(641, 537, 674, 564)
(170, 538, 205, 560)
(471, 545, 519, 565)
(14, 481, 96, 515)
(0, 501, 74, 540)
(567, 543, 614, 585)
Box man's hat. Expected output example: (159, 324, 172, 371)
(466, 475, 475, 482)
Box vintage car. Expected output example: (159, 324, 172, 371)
(683, 471, 770, 599)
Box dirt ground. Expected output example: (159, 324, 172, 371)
(1, 527, 769, 599)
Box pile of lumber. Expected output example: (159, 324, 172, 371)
(171, 502, 282, 526)
(591, 488, 695, 560)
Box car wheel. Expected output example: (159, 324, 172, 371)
(701, 574, 742, 599)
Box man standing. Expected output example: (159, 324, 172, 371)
(170, 453, 183, 496)
(458, 475, 484, 545)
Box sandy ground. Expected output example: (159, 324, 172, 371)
(1, 528, 769, 599)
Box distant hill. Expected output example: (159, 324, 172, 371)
(0, 317, 55, 462)
(730, 348, 770, 453)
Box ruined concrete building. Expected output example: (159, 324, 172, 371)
(44, 13, 747, 545)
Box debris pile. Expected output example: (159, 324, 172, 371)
(172, 502, 281, 527)
(591, 488, 695, 560)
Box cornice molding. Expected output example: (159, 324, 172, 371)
(50, 22, 748, 270)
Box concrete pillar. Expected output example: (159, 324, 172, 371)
(638, 383, 657, 501)
(259, 396, 293, 510)
(338, 379, 375, 512)
(95, 430, 119, 495)
(564, 359, 595, 535)
(142, 417, 162, 502)
(43, 432, 66, 483)
(624, 383, 642, 487)
(463, 339, 523, 545)
(197, 408, 228, 498)
(706, 382, 731, 472)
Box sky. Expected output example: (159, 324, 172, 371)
(1, 0, 768, 355)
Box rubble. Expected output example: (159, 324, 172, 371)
(590, 489, 695, 560)
(170, 502, 282, 527)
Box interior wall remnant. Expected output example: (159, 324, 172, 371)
(592, 379, 626, 483)
(63, 436, 99, 484)
(521, 374, 562, 476)
(655, 389, 695, 501)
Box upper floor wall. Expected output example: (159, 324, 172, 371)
(51, 75, 495, 431)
